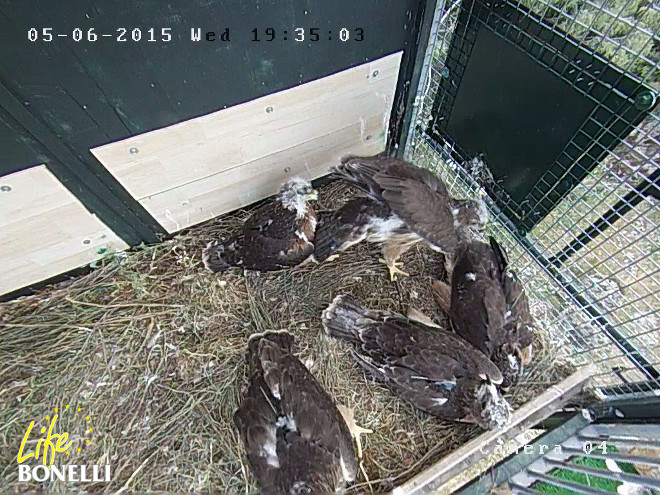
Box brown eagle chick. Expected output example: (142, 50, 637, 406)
(328, 154, 487, 280)
(234, 331, 361, 495)
(434, 237, 535, 389)
(322, 295, 512, 430)
(202, 177, 318, 273)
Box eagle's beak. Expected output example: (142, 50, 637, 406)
(307, 190, 319, 201)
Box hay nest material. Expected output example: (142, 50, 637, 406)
(0, 181, 574, 493)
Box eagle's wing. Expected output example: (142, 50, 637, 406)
(371, 322, 503, 414)
(234, 333, 289, 494)
(278, 436, 342, 494)
(233, 381, 285, 494)
(377, 173, 458, 252)
(450, 241, 507, 356)
(488, 236, 534, 361)
(503, 269, 535, 362)
(274, 353, 356, 486)
(503, 271, 532, 328)
(242, 201, 315, 269)
(450, 238, 534, 387)
(336, 156, 459, 252)
(358, 315, 501, 383)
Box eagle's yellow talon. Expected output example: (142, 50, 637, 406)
(389, 265, 410, 280)
(337, 404, 372, 459)
(379, 258, 409, 281)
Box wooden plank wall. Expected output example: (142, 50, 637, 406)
(1, 52, 402, 295)
(0, 165, 128, 296)
(91, 52, 402, 233)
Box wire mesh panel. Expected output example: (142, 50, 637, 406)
(405, 0, 659, 398)
(427, 0, 655, 233)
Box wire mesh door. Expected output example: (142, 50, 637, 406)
(404, 0, 660, 398)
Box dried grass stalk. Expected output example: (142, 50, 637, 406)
(0, 182, 574, 493)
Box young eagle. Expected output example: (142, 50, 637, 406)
(322, 295, 512, 430)
(234, 331, 367, 495)
(202, 177, 318, 273)
(432, 237, 535, 389)
(317, 155, 488, 280)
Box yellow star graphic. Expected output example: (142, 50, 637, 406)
(65, 405, 70, 409)
(86, 439, 90, 444)
(77, 448, 81, 452)
(88, 428, 93, 432)
(66, 451, 70, 456)
(46, 416, 50, 420)
(54, 408, 58, 412)
(85, 416, 90, 421)
(77, 407, 81, 412)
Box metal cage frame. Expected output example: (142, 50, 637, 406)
(458, 398, 660, 494)
(404, 0, 660, 399)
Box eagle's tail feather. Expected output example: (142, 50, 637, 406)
(322, 294, 369, 342)
(431, 280, 451, 314)
(202, 237, 242, 273)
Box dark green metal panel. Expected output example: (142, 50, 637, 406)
(1, 0, 422, 141)
(0, 114, 44, 168)
(0, 83, 164, 245)
(0, 0, 428, 246)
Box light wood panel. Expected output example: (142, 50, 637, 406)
(0, 165, 128, 296)
(91, 52, 402, 233)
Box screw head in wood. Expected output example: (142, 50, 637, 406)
(83, 239, 91, 245)
(372, 70, 379, 77)
(0, 185, 11, 192)
(266, 106, 274, 113)
(129, 147, 139, 155)
(284, 167, 291, 173)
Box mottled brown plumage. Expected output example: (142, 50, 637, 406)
(313, 197, 413, 263)
(202, 177, 318, 273)
(446, 237, 534, 388)
(329, 155, 487, 280)
(234, 331, 358, 495)
(322, 295, 512, 429)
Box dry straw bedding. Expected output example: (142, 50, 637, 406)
(0, 182, 572, 493)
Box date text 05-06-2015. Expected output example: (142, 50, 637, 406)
(26, 27, 365, 43)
